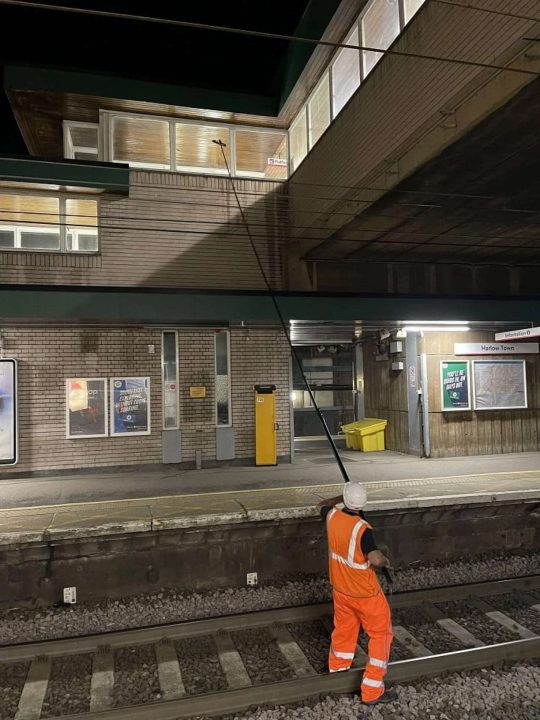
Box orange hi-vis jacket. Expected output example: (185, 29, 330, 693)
(326, 506, 381, 598)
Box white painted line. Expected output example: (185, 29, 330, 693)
(436, 618, 485, 648)
(485, 611, 537, 639)
(271, 623, 316, 677)
(15, 655, 50, 720)
(155, 638, 185, 699)
(90, 646, 114, 712)
(393, 626, 434, 658)
(214, 631, 252, 689)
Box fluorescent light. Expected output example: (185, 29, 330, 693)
(405, 326, 470, 332)
(404, 320, 469, 325)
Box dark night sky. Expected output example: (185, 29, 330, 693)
(0, 0, 314, 154)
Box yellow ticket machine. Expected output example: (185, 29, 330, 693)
(255, 384, 277, 465)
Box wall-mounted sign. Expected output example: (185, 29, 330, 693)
(0, 359, 17, 465)
(441, 361, 471, 411)
(190, 386, 207, 398)
(495, 327, 540, 342)
(111, 377, 151, 436)
(66, 378, 107, 439)
(454, 343, 539, 355)
(267, 157, 287, 167)
(473, 360, 527, 410)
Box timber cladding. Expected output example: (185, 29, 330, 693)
(424, 331, 540, 458)
(0, 171, 288, 291)
(363, 340, 409, 453)
(0, 326, 291, 475)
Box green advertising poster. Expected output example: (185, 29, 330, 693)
(441, 361, 471, 411)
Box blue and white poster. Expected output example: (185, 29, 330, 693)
(111, 377, 151, 436)
(0, 359, 17, 465)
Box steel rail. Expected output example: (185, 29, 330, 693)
(1, 575, 538, 662)
(41, 638, 540, 720)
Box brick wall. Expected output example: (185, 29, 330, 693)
(0, 325, 291, 475)
(0, 172, 288, 291)
(0, 327, 163, 474)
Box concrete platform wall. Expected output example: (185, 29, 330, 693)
(1, 500, 537, 607)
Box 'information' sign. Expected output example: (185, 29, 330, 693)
(495, 327, 540, 341)
(454, 343, 539, 355)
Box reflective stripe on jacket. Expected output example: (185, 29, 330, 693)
(326, 506, 380, 598)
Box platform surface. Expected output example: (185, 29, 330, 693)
(0, 449, 539, 545)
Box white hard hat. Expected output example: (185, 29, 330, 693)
(343, 482, 367, 510)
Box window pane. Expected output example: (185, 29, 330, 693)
(66, 198, 98, 230)
(215, 331, 230, 426)
(0, 194, 59, 226)
(73, 151, 99, 161)
(69, 124, 98, 150)
(0, 230, 15, 248)
(332, 26, 361, 116)
(162, 331, 178, 429)
(112, 116, 171, 169)
(175, 123, 230, 174)
(362, 0, 401, 77)
(308, 73, 331, 148)
(235, 131, 288, 180)
(289, 108, 307, 173)
(20, 231, 60, 250)
(66, 233, 98, 252)
(403, 0, 425, 23)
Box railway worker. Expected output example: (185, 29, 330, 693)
(319, 481, 396, 706)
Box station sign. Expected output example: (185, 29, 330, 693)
(454, 342, 539, 355)
(495, 326, 540, 341)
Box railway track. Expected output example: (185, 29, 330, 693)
(2, 575, 539, 720)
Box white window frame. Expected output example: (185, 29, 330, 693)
(289, 107, 309, 174)
(307, 70, 331, 150)
(101, 110, 288, 181)
(63, 120, 100, 161)
(234, 126, 289, 179)
(214, 329, 232, 428)
(0, 188, 99, 254)
(161, 330, 180, 431)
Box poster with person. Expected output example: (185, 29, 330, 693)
(0, 359, 17, 464)
(111, 377, 151, 436)
(441, 361, 471, 411)
(66, 378, 108, 438)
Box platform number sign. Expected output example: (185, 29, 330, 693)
(441, 361, 471, 411)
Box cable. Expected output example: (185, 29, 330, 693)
(0, 0, 539, 77)
(2, 211, 540, 253)
(212, 137, 350, 484)
(3, 207, 540, 247)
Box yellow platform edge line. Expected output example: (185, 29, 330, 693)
(1, 469, 539, 514)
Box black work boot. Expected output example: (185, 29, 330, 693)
(363, 687, 398, 706)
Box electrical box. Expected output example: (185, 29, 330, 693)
(392, 361, 404, 371)
(254, 384, 277, 465)
(390, 341, 403, 354)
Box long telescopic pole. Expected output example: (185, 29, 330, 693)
(213, 139, 350, 483)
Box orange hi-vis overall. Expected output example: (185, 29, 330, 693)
(326, 506, 393, 703)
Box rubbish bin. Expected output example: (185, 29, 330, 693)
(341, 418, 387, 452)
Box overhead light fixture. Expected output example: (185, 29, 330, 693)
(405, 326, 470, 332)
(403, 320, 469, 325)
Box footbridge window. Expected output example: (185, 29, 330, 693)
(98, 112, 289, 180)
(289, 0, 427, 172)
(0, 190, 98, 253)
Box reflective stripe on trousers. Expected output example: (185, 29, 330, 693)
(328, 589, 393, 702)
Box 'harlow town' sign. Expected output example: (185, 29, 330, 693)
(495, 327, 540, 341)
(454, 343, 539, 355)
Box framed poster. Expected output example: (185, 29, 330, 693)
(473, 360, 527, 410)
(0, 359, 17, 465)
(66, 378, 108, 439)
(111, 377, 151, 436)
(441, 361, 471, 411)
